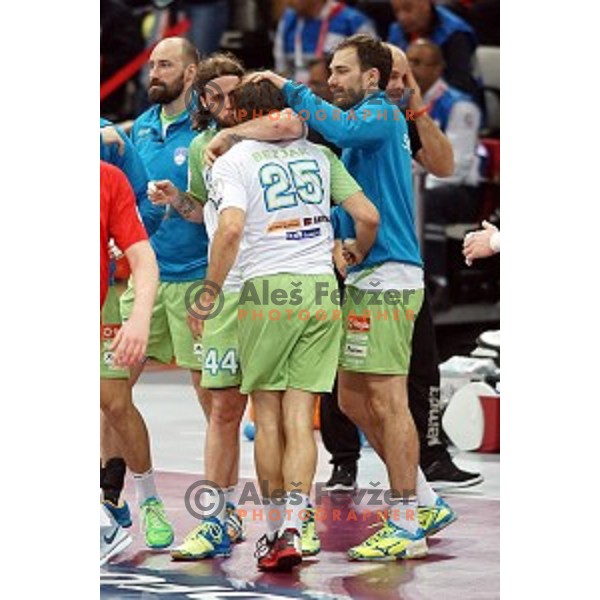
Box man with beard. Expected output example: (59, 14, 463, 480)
(321, 43, 482, 493)
(105, 36, 204, 550)
(248, 34, 457, 561)
(142, 53, 311, 561)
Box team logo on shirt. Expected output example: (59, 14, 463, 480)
(173, 147, 188, 166)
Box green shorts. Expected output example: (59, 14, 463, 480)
(120, 279, 204, 370)
(238, 273, 342, 395)
(101, 285, 129, 379)
(201, 291, 242, 389)
(339, 286, 424, 375)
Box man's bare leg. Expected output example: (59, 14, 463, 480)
(100, 378, 151, 474)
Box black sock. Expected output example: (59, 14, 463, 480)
(102, 457, 127, 505)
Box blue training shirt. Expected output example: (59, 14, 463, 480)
(131, 106, 209, 283)
(282, 82, 422, 271)
(100, 118, 163, 237)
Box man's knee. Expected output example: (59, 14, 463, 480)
(100, 379, 131, 412)
(210, 394, 246, 429)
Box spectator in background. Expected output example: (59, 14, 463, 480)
(274, 0, 377, 83)
(441, 0, 500, 46)
(181, 0, 230, 55)
(305, 56, 342, 155)
(407, 38, 481, 310)
(388, 0, 480, 101)
(101, 0, 147, 121)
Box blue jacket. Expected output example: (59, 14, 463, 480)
(430, 85, 474, 132)
(100, 118, 163, 237)
(388, 5, 476, 50)
(283, 82, 422, 270)
(131, 106, 209, 282)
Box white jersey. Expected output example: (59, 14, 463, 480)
(203, 166, 244, 292)
(207, 138, 335, 282)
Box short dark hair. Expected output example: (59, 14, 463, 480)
(193, 52, 245, 130)
(334, 34, 392, 90)
(232, 80, 287, 123)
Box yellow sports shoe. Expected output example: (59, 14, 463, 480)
(418, 497, 457, 537)
(301, 506, 321, 556)
(347, 518, 428, 561)
(170, 517, 231, 561)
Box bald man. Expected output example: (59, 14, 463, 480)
(101, 37, 206, 550)
(407, 38, 482, 313)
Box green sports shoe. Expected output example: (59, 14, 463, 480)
(301, 505, 321, 556)
(140, 497, 174, 549)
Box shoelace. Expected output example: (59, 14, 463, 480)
(143, 502, 169, 530)
(254, 534, 274, 559)
(362, 517, 394, 547)
(184, 520, 222, 544)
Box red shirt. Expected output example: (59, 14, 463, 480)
(100, 161, 148, 307)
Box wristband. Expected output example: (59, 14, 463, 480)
(414, 103, 431, 119)
(489, 231, 500, 253)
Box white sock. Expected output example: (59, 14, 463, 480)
(263, 497, 284, 541)
(389, 495, 419, 534)
(133, 469, 158, 505)
(225, 485, 236, 507)
(198, 486, 227, 523)
(416, 467, 439, 507)
(282, 492, 310, 533)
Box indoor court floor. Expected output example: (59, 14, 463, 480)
(101, 369, 500, 600)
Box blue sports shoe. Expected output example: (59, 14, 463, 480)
(418, 497, 457, 537)
(102, 499, 132, 528)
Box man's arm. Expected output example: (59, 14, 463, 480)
(246, 71, 394, 149)
(112, 240, 159, 367)
(147, 180, 205, 223)
(404, 70, 454, 177)
(188, 208, 245, 337)
(337, 191, 379, 264)
(204, 108, 305, 165)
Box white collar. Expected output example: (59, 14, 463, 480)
(423, 78, 448, 105)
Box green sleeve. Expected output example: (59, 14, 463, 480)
(317, 145, 362, 205)
(187, 129, 218, 204)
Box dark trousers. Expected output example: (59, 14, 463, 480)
(319, 291, 450, 469)
(423, 185, 481, 280)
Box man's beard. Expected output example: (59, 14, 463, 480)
(148, 74, 185, 105)
(331, 86, 366, 111)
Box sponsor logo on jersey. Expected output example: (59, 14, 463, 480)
(285, 227, 321, 241)
(267, 218, 301, 233)
(347, 314, 371, 333)
(174, 147, 188, 166)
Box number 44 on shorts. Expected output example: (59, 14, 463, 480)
(203, 348, 239, 376)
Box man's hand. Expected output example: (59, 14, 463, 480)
(245, 70, 288, 89)
(341, 238, 365, 266)
(148, 180, 178, 205)
(101, 126, 125, 156)
(204, 130, 235, 166)
(111, 317, 148, 367)
(463, 220, 500, 264)
(333, 240, 348, 278)
(187, 314, 205, 338)
(403, 69, 424, 111)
